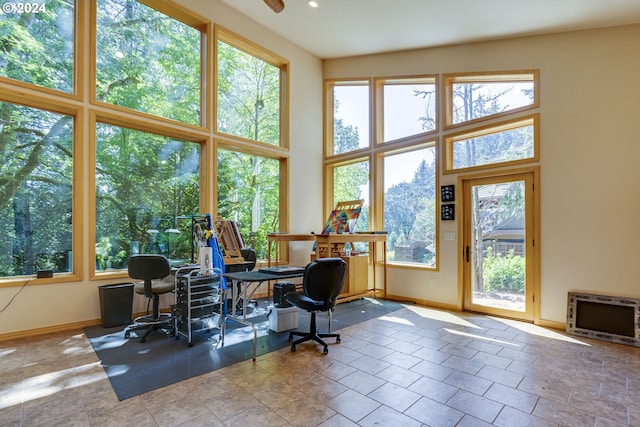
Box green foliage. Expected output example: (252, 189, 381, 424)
(0, 0, 74, 92)
(217, 150, 279, 259)
(0, 101, 73, 277)
(217, 41, 280, 145)
(96, 0, 201, 125)
(481, 247, 525, 293)
(384, 154, 437, 265)
(95, 124, 200, 269)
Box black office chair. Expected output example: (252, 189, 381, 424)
(240, 248, 257, 271)
(123, 254, 174, 343)
(285, 257, 347, 354)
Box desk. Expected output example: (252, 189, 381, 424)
(223, 270, 305, 360)
(267, 232, 387, 300)
(314, 233, 387, 299)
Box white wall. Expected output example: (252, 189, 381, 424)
(323, 24, 640, 324)
(0, 0, 323, 336)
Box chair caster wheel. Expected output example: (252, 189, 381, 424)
(323, 347, 329, 354)
(188, 342, 193, 347)
(124, 332, 130, 338)
(291, 346, 296, 352)
(336, 337, 341, 343)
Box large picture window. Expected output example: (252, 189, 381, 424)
(95, 0, 202, 125)
(217, 148, 281, 259)
(383, 146, 437, 266)
(0, 0, 75, 93)
(324, 76, 440, 269)
(95, 123, 201, 270)
(1, 2, 292, 285)
(0, 102, 74, 277)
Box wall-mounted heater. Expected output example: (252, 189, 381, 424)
(566, 291, 640, 347)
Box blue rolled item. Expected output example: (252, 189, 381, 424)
(205, 213, 227, 290)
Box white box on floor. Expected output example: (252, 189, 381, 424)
(267, 305, 299, 332)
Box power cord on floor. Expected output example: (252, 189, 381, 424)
(0, 279, 31, 315)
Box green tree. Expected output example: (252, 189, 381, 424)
(216, 37, 282, 258)
(95, 125, 200, 269)
(96, 0, 201, 125)
(0, 103, 73, 276)
(383, 157, 436, 264)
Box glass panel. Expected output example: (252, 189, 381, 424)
(384, 148, 436, 266)
(452, 81, 534, 124)
(383, 82, 436, 141)
(0, 0, 74, 92)
(96, 0, 201, 125)
(217, 41, 281, 145)
(95, 123, 200, 270)
(470, 181, 526, 311)
(0, 102, 73, 277)
(333, 161, 369, 242)
(333, 84, 369, 154)
(452, 122, 534, 170)
(217, 149, 280, 259)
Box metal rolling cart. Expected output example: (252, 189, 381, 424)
(174, 265, 225, 347)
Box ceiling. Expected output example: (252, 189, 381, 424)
(219, 0, 640, 59)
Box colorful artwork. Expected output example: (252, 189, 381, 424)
(321, 208, 361, 234)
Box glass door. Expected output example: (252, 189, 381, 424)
(461, 170, 537, 321)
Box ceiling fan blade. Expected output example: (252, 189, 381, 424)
(263, 0, 285, 13)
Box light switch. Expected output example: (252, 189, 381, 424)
(444, 232, 456, 241)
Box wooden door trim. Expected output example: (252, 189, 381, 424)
(456, 166, 540, 323)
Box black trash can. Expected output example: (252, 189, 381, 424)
(98, 283, 135, 328)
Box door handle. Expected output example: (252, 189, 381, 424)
(465, 246, 470, 262)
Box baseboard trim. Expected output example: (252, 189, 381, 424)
(0, 318, 101, 342)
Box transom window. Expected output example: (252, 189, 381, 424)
(375, 76, 437, 142)
(0, 0, 75, 93)
(95, 0, 203, 125)
(444, 114, 538, 173)
(216, 27, 288, 147)
(444, 71, 538, 128)
(327, 80, 370, 155)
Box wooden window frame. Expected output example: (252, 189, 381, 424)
(443, 113, 540, 174)
(443, 70, 539, 130)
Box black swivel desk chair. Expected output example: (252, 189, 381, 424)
(123, 254, 174, 343)
(285, 257, 347, 354)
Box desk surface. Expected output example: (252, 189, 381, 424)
(224, 270, 304, 282)
(267, 233, 317, 241)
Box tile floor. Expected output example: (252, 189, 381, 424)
(2, 304, 640, 426)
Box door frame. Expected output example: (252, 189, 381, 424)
(456, 166, 541, 323)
